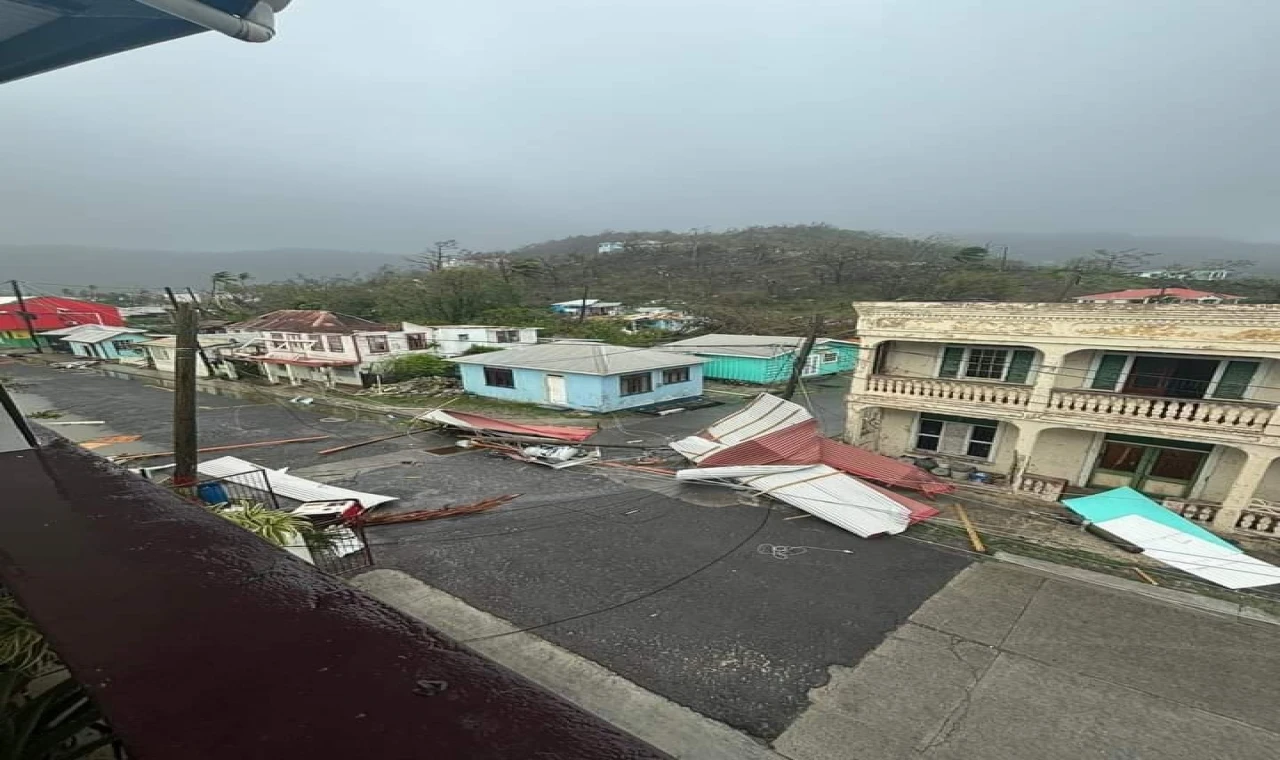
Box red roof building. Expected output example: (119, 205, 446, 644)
(0, 296, 125, 348)
(1073, 287, 1246, 304)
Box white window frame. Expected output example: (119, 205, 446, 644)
(937, 345, 1030, 383)
(912, 414, 1000, 462)
(820, 350, 840, 364)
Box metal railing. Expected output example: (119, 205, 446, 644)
(865, 375, 1031, 407)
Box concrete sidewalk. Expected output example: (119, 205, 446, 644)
(775, 561, 1280, 760)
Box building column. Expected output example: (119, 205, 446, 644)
(1211, 448, 1275, 532)
(1010, 421, 1047, 481)
(1026, 347, 1069, 412)
(849, 340, 881, 393)
(260, 362, 277, 384)
(284, 363, 299, 386)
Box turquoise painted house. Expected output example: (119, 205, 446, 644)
(452, 341, 705, 412)
(43, 325, 151, 361)
(656, 334, 859, 384)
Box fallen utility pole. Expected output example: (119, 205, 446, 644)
(113, 435, 330, 462)
(317, 431, 411, 455)
(781, 313, 822, 400)
(172, 302, 199, 487)
(9, 280, 42, 354)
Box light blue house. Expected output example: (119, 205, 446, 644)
(43, 325, 151, 361)
(656, 334, 859, 384)
(452, 341, 705, 412)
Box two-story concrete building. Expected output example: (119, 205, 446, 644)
(847, 301, 1280, 538)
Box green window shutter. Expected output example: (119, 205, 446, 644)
(1091, 354, 1127, 391)
(1005, 350, 1035, 384)
(938, 347, 964, 378)
(1212, 361, 1259, 400)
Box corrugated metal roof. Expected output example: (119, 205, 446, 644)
(658, 334, 857, 359)
(739, 465, 911, 537)
(229, 310, 390, 334)
(1062, 487, 1235, 550)
(59, 326, 148, 344)
(451, 342, 704, 375)
(1094, 515, 1280, 589)
(198, 456, 398, 508)
(698, 394, 814, 444)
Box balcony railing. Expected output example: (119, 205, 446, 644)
(865, 375, 1030, 407)
(1046, 389, 1274, 433)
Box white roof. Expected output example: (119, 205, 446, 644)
(670, 394, 813, 462)
(553, 299, 600, 307)
(1095, 514, 1280, 589)
(452, 341, 703, 375)
(658, 334, 851, 359)
(54, 326, 148, 344)
(198, 456, 397, 507)
(678, 464, 910, 538)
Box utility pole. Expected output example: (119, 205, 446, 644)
(782, 313, 822, 400)
(8, 280, 43, 353)
(577, 280, 590, 324)
(172, 302, 199, 488)
(165, 287, 216, 377)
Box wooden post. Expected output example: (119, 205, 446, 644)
(172, 302, 199, 487)
(9, 280, 43, 353)
(953, 503, 987, 554)
(781, 313, 822, 400)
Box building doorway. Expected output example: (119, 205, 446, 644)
(1121, 356, 1218, 398)
(1087, 434, 1211, 498)
(545, 374, 567, 405)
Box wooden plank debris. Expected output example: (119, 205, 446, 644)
(359, 494, 520, 526)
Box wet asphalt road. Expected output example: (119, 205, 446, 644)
(3, 362, 968, 739)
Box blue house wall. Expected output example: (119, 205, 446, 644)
(459, 364, 704, 412)
(64, 335, 149, 361)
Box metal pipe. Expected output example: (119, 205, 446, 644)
(131, 0, 283, 43)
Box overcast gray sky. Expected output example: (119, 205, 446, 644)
(2, 0, 1277, 253)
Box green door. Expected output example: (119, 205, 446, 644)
(1088, 436, 1210, 498)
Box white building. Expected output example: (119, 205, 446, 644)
(430, 326, 540, 357)
(138, 335, 240, 379)
(847, 301, 1280, 539)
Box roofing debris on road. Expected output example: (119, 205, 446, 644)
(1063, 487, 1280, 589)
(197, 455, 399, 508)
(360, 494, 521, 526)
(668, 394, 942, 538)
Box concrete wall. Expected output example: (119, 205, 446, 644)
(880, 341, 940, 376)
(432, 327, 540, 358)
(1056, 351, 1093, 390)
(459, 364, 703, 412)
(1198, 447, 1248, 502)
(1027, 428, 1098, 484)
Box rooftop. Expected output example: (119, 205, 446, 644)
(1076, 287, 1246, 301)
(52, 326, 149, 344)
(229, 310, 390, 334)
(452, 341, 703, 375)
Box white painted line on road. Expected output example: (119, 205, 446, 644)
(351, 570, 789, 760)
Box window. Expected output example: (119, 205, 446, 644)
(406, 333, 429, 351)
(270, 333, 284, 341)
(484, 367, 515, 388)
(914, 414, 998, 460)
(112, 340, 136, 353)
(307, 334, 323, 350)
(662, 367, 690, 384)
(151, 347, 170, 361)
(938, 346, 1035, 383)
(326, 335, 344, 353)
(495, 330, 519, 343)
(820, 351, 839, 364)
(1089, 354, 1259, 400)
(456, 333, 471, 341)
(620, 372, 653, 396)
(365, 335, 389, 354)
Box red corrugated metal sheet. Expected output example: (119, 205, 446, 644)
(864, 481, 941, 523)
(698, 419, 952, 497)
(427, 410, 597, 442)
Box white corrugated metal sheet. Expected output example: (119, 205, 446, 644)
(675, 465, 812, 481)
(697, 394, 813, 446)
(198, 456, 398, 508)
(676, 464, 910, 538)
(1096, 515, 1280, 589)
(670, 435, 722, 462)
(451, 341, 703, 375)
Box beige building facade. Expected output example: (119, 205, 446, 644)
(847, 301, 1280, 538)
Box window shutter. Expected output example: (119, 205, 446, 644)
(1091, 354, 1127, 391)
(1006, 350, 1035, 384)
(1212, 361, 1259, 400)
(939, 422, 970, 455)
(938, 347, 964, 378)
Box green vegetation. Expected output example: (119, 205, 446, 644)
(373, 353, 454, 381)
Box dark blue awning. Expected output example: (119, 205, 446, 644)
(0, 0, 259, 84)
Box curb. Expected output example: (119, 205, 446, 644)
(994, 551, 1280, 628)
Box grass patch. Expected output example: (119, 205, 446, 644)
(26, 409, 62, 419)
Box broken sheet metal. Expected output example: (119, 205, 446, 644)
(1094, 514, 1280, 589)
(1063, 487, 1280, 589)
(197, 456, 398, 508)
(671, 394, 952, 497)
(420, 409, 596, 443)
(677, 465, 940, 537)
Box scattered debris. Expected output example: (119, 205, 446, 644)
(50, 360, 99, 370)
(353, 376, 463, 397)
(952, 504, 987, 553)
(113, 435, 330, 461)
(80, 434, 142, 450)
(360, 494, 519, 525)
(45, 420, 106, 425)
(27, 409, 64, 419)
(1133, 567, 1161, 586)
(419, 409, 596, 443)
(317, 432, 411, 455)
(198, 455, 399, 508)
(1064, 488, 1280, 589)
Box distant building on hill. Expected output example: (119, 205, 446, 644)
(1073, 287, 1246, 305)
